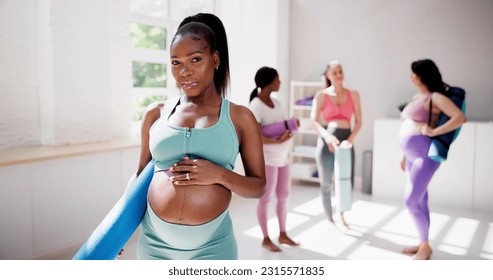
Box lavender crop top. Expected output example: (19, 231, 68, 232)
(402, 93, 431, 123)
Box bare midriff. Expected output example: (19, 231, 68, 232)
(326, 119, 351, 129)
(147, 171, 231, 225)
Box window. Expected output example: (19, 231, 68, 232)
(129, 0, 215, 134)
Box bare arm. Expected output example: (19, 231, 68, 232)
(126, 102, 163, 186)
(222, 105, 266, 197)
(310, 90, 339, 145)
(422, 93, 466, 137)
(347, 90, 362, 143)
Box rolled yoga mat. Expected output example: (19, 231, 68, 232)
(261, 117, 299, 139)
(428, 86, 466, 162)
(73, 161, 154, 260)
(334, 146, 352, 212)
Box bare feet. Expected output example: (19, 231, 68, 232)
(340, 214, 350, 230)
(401, 246, 419, 255)
(278, 232, 300, 246)
(262, 237, 282, 252)
(412, 243, 432, 260)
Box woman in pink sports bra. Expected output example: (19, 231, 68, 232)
(310, 61, 362, 229)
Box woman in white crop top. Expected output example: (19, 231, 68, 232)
(249, 67, 300, 252)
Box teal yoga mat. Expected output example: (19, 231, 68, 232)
(334, 147, 352, 212)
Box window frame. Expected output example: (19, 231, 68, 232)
(130, 12, 177, 98)
(129, 0, 217, 134)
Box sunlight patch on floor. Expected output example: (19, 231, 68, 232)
(346, 244, 409, 260)
(379, 210, 419, 238)
(372, 230, 419, 248)
(482, 223, 493, 256)
(439, 217, 479, 255)
(437, 244, 468, 255)
(293, 220, 358, 258)
(479, 252, 493, 259)
(291, 196, 325, 216)
(243, 212, 311, 239)
(428, 212, 452, 240)
(344, 200, 398, 230)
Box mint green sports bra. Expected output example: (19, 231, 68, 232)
(149, 96, 239, 171)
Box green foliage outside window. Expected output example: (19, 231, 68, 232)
(133, 62, 166, 88)
(130, 17, 169, 124)
(131, 23, 166, 50)
(133, 95, 167, 121)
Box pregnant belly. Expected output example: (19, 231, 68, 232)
(147, 171, 232, 225)
(399, 118, 425, 137)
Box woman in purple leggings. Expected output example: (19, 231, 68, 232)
(249, 67, 300, 252)
(399, 59, 466, 260)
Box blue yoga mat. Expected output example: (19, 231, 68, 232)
(73, 161, 154, 260)
(428, 87, 466, 162)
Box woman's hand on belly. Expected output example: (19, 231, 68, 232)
(168, 156, 227, 187)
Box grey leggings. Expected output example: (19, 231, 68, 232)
(315, 128, 354, 220)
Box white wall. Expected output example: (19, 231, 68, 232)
(0, 0, 39, 148)
(289, 0, 493, 176)
(216, 0, 290, 174)
(217, 0, 290, 108)
(0, 0, 132, 150)
(0, 0, 288, 151)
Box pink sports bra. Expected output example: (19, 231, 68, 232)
(321, 90, 353, 123)
(402, 93, 431, 123)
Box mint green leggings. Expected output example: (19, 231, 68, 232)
(137, 203, 237, 260)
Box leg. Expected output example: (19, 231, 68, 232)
(275, 164, 299, 246)
(257, 165, 281, 252)
(401, 157, 420, 254)
(405, 157, 439, 243)
(340, 212, 349, 230)
(404, 152, 440, 259)
(315, 137, 335, 222)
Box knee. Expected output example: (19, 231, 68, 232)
(259, 194, 271, 205)
(277, 188, 290, 201)
(405, 197, 420, 212)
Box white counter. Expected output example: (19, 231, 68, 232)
(372, 119, 493, 211)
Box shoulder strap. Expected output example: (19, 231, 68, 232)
(219, 98, 229, 121)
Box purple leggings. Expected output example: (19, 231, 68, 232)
(257, 164, 291, 237)
(400, 135, 440, 242)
